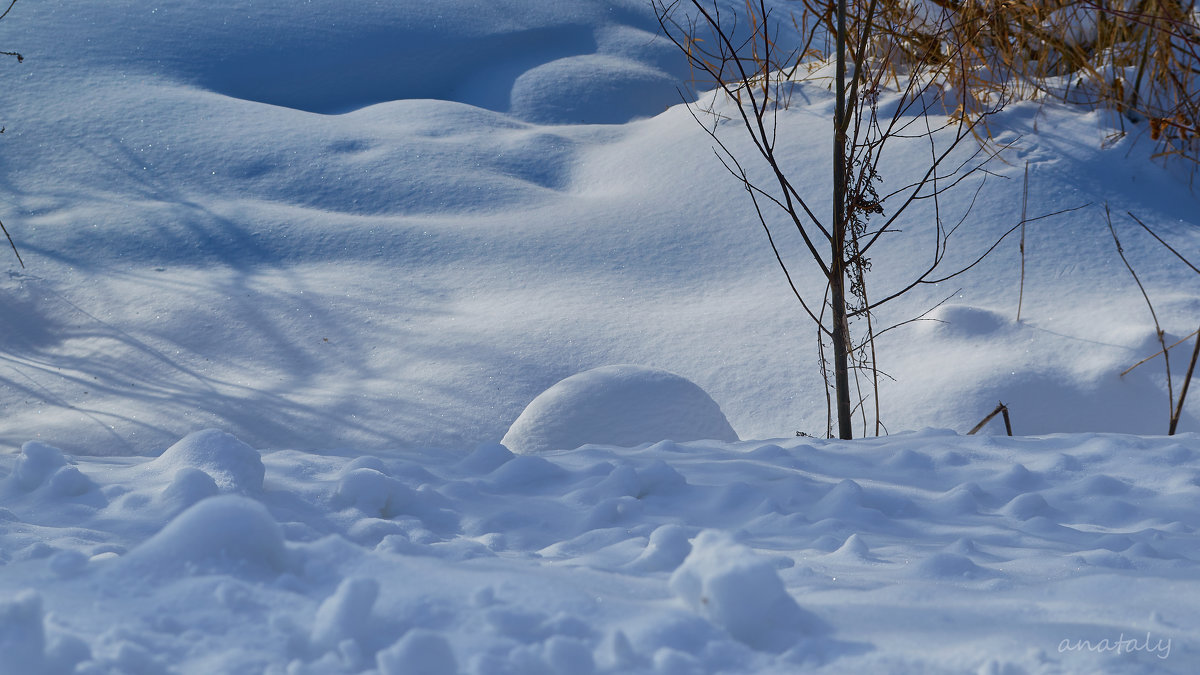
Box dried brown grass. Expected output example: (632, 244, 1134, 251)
(790, 0, 1200, 165)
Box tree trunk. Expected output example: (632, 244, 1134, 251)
(832, 0, 853, 440)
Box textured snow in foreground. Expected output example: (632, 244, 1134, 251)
(2, 428, 1198, 673)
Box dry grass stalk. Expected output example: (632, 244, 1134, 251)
(793, 0, 1200, 167)
(1110, 206, 1200, 434)
(1122, 327, 1200, 376)
(1172, 325, 1200, 434)
(968, 401, 1013, 435)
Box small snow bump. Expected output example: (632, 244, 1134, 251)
(810, 480, 869, 520)
(1162, 444, 1194, 465)
(17, 543, 55, 562)
(342, 455, 388, 476)
(652, 646, 704, 674)
(543, 635, 595, 675)
(1127, 542, 1166, 559)
(636, 460, 688, 496)
(46, 465, 96, 497)
(746, 444, 789, 461)
(946, 538, 979, 556)
(885, 449, 934, 472)
(48, 550, 89, 578)
(310, 577, 380, 652)
(335, 468, 416, 518)
(115, 495, 287, 578)
(455, 442, 514, 475)
(376, 629, 457, 675)
(1077, 474, 1130, 496)
(832, 534, 872, 559)
(150, 430, 265, 493)
(625, 524, 692, 572)
(913, 552, 992, 580)
(1002, 493, 1059, 521)
(12, 442, 68, 492)
(933, 482, 988, 515)
(994, 464, 1043, 493)
(0, 590, 45, 675)
(597, 630, 643, 671)
(810, 535, 843, 553)
(485, 455, 568, 493)
(161, 468, 219, 514)
(669, 530, 826, 652)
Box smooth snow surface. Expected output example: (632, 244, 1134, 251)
(0, 0, 1199, 672)
(501, 365, 739, 453)
(0, 0, 1194, 454)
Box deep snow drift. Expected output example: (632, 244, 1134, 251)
(0, 0, 1198, 673)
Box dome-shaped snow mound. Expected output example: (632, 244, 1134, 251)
(501, 365, 738, 454)
(148, 429, 264, 493)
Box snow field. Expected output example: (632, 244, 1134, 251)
(2, 425, 1199, 673)
(0, 0, 1191, 455)
(0, 0, 1197, 672)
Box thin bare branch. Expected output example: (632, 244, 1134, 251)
(1126, 211, 1200, 275)
(1108, 203, 1174, 423)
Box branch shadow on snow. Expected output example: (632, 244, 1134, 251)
(0, 135, 537, 454)
(0, 262, 535, 456)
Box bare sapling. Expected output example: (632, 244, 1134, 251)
(654, 0, 1081, 438)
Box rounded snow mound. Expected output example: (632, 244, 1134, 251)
(501, 365, 738, 454)
(148, 430, 265, 493)
(669, 530, 827, 652)
(115, 495, 287, 577)
(509, 54, 678, 124)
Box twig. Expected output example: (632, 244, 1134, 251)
(0, 0, 18, 24)
(967, 401, 1012, 436)
(1170, 324, 1200, 435)
(1016, 160, 1028, 322)
(1126, 211, 1200, 275)
(0, 216, 22, 268)
(1107, 203, 1173, 423)
(1121, 328, 1200, 377)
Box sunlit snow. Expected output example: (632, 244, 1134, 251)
(0, 0, 1197, 673)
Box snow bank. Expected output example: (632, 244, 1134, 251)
(501, 365, 740, 453)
